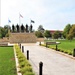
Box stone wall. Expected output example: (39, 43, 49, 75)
(9, 33, 37, 43)
(0, 37, 9, 46)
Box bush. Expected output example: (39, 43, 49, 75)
(19, 61, 26, 68)
(18, 57, 26, 62)
(19, 60, 31, 68)
(60, 49, 64, 52)
(21, 66, 32, 74)
(14, 45, 35, 75)
(57, 49, 61, 51)
(23, 72, 35, 75)
(68, 50, 72, 55)
(64, 50, 68, 54)
(68, 52, 72, 55)
(41, 43, 73, 56)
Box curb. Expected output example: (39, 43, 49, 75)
(14, 47, 22, 75)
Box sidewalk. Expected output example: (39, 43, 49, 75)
(23, 44, 75, 75)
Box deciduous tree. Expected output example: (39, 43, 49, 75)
(44, 30, 52, 38)
(69, 24, 75, 37)
(38, 25, 45, 33)
(35, 31, 44, 38)
(52, 31, 62, 39)
(63, 24, 71, 38)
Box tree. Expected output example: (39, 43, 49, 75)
(52, 31, 62, 39)
(5, 33, 9, 37)
(4, 25, 11, 30)
(69, 24, 75, 37)
(44, 30, 52, 38)
(63, 24, 71, 38)
(0, 25, 11, 38)
(67, 34, 73, 40)
(0, 27, 7, 38)
(4, 25, 11, 34)
(35, 31, 44, 38)
(38, 25, 45, 33)
(0, 27, 2, 38)
(0, 34, 2, 38)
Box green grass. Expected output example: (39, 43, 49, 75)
(44, 39, 75, 55)
(0, 46, 17, 75)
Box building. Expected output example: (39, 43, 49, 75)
(50, 30, 63, 35)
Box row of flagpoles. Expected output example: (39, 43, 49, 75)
(8, 13, 35, 25)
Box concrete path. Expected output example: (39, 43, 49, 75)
(22, 44, 75, 75)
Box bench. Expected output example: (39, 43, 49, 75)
(46, 42, 60, 50)
(0, 42, 8, 46)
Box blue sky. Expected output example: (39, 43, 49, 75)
(1, 0, 75, 30)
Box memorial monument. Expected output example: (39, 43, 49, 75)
(9, 24, 37, 43)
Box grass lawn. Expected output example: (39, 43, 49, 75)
(57, 40, 75, 51)
(44, 39, 75, 55)
(0, 46, 17, 75)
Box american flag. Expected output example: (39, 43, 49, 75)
(20, 14, 23, 18)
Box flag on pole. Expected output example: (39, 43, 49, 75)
(8, 19, 11, 23)
(20, 14, 23, 18)
(31, 20, 35, 23)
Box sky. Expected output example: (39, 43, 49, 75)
(1, 0, 75, 30)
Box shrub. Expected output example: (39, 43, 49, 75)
(21, 66, 32, 74)
(23, 72, 35, 75)
(68, 50, 72, 55)
(19, 61, 26, 68)
(19, 57, 26, 61)
(19, 60, 31, 68)
(57, 49, 61, 51)
(68, 52, 72, 55)
(60, 49, 64, 52)
(14, 45, 35, 75)
(64, 50, 68, 54)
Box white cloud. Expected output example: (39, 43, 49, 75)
(1, 0, 75, 30)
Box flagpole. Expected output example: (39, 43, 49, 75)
(19, 13, 20, 26)
(8, 18, 9, 34)
(30, 18, 31, 26)
(8, 18, 9, 25)
(29, 19, 31, 33)
(19, 13, 23, 32)
(19, 13, 21, 32)
(8, 18, 10, 34)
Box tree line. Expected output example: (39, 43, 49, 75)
(35, 24, 75, 40)
(35, 25, 62, 39)
(0, 25, 10, 38)
(63, 24, 75, 40)
(0, 24, 33, 38)
(0, 24, 75, 40)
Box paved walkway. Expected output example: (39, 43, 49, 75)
(22, 44, 75, 75)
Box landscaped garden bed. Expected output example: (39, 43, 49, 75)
(14, 45, 35, 75)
